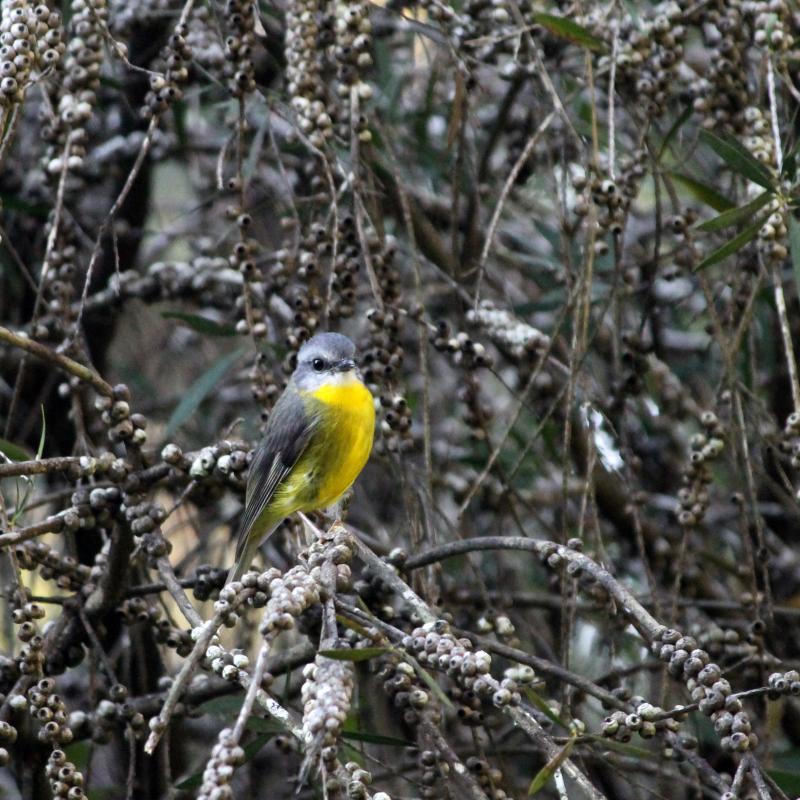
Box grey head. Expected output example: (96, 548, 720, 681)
(293, 332, 359, 391)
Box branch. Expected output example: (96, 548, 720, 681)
(0, 325, 113, 397)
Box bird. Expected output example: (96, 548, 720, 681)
(228, 332, 375, 582)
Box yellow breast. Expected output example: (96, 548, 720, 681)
(299, 375, 375, 510)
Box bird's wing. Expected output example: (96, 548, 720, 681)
(235, 386, 318, 561)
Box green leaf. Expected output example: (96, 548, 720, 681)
(161, 311, 238, 337)
(165, 347, 245, 437)
(246, 717, 286, 735)
(336, 613, 371, 638)
(36, 405, 46, 460)
(0, 438, 32, 461)
(696, 191, 772, 232)
(657, 106, 693, 160)
(405, 655, 455, 711)
(196, 695, 243, 717)
(527, 734, 576, 795)
(318, 647, 389, 662)
(768, 768, 800, 795)
(700, 129, 776, 190)
(341, 729, 415, 748)
(788, 214, 800, 303)
(532, 13, 607, 53)
(523, 688, 570, 729)
(693, 215, 767, 272)
(584, 735, 655, 760)
(669, 172, 735, 213)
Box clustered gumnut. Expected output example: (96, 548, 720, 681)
(466, 756, 510, 800)
(95, 384, 146, 445)
(185, 440, 250, 480)
(747, 0, 791, 54)
(432, 319, 493, 370)
(675, 410, 725, 529)
(205, 638, 269, 687)
(192, 564, 229, 602)
(222, 0, 257, 97)
(0, 1, 64, 108)
(122, 497, 168, 539)
(42, 0, 103, 179)
(466, 302, 548, 362)
(84, 685, 146, 745)
(601, 701, 679, 743)
(286, 0, 332, 149)
(591, 1, 686, 117)
(401, 620, 521, 710)
(29, 678, 74, 746)
(282, 222, 327, 347)
(120, 595, 174, 649)
(376, 658, 435, 727)
(305, 526, 355, 590)
(13, 604, 45, 676)
(429, 319, 492, 441)
(333, 0, 373, 142)
(246, 563, 321, 637)
(343, 761, 382, 799)
(695, 623, 746, 660)
(767, 669, 800, 698)
(0, 719, 16, 767)
(15, 537, 91, 589)
(654, 629, 757, 752)
(44, 749, 85, 800)
(780, 412, 800, 486)
(229, 215, 266, 340)
(197, 727, 246, 800)
(365, 306, 412, 452)
(573, 154, 646, 244)
(143, 28, 191, 118)
(418, 749, 449, 799)
(689, 4, 749, 132)
(301, 654, 355, 768)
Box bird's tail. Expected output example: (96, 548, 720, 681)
(227, 536, 262, 584)
(227, 520, 280, 583)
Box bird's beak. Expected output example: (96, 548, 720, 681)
(336, 359, 356, 372)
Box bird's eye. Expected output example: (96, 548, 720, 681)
(312, 358, 326, 372)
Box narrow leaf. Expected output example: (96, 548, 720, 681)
(657, 105, 692, 160)
(788, 214, 800, 304)
(196, 695, 242, 717)
(527, 735, 576, 795)
(694, 216, 767, 272)
(162, 310, 238, 337)
(405, 656, 455, 711)
(669, 172, 734, 213)
(0, 439, 32, 462)
(336, 614, 371, 638)
(341, 729, 415, 748)
(523, 688, 570, 728)
(584, 735, 655, 760)
(446, 70, 466, 151)
(696, 191, 772, 232)
(318, 647, 389, 662)
(165, 348, 245, 436)
(532, 13, 607, 53)
(36, 406, 46, 460)
(700, 129, 775, 190)
(246, 717, 286, 735)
